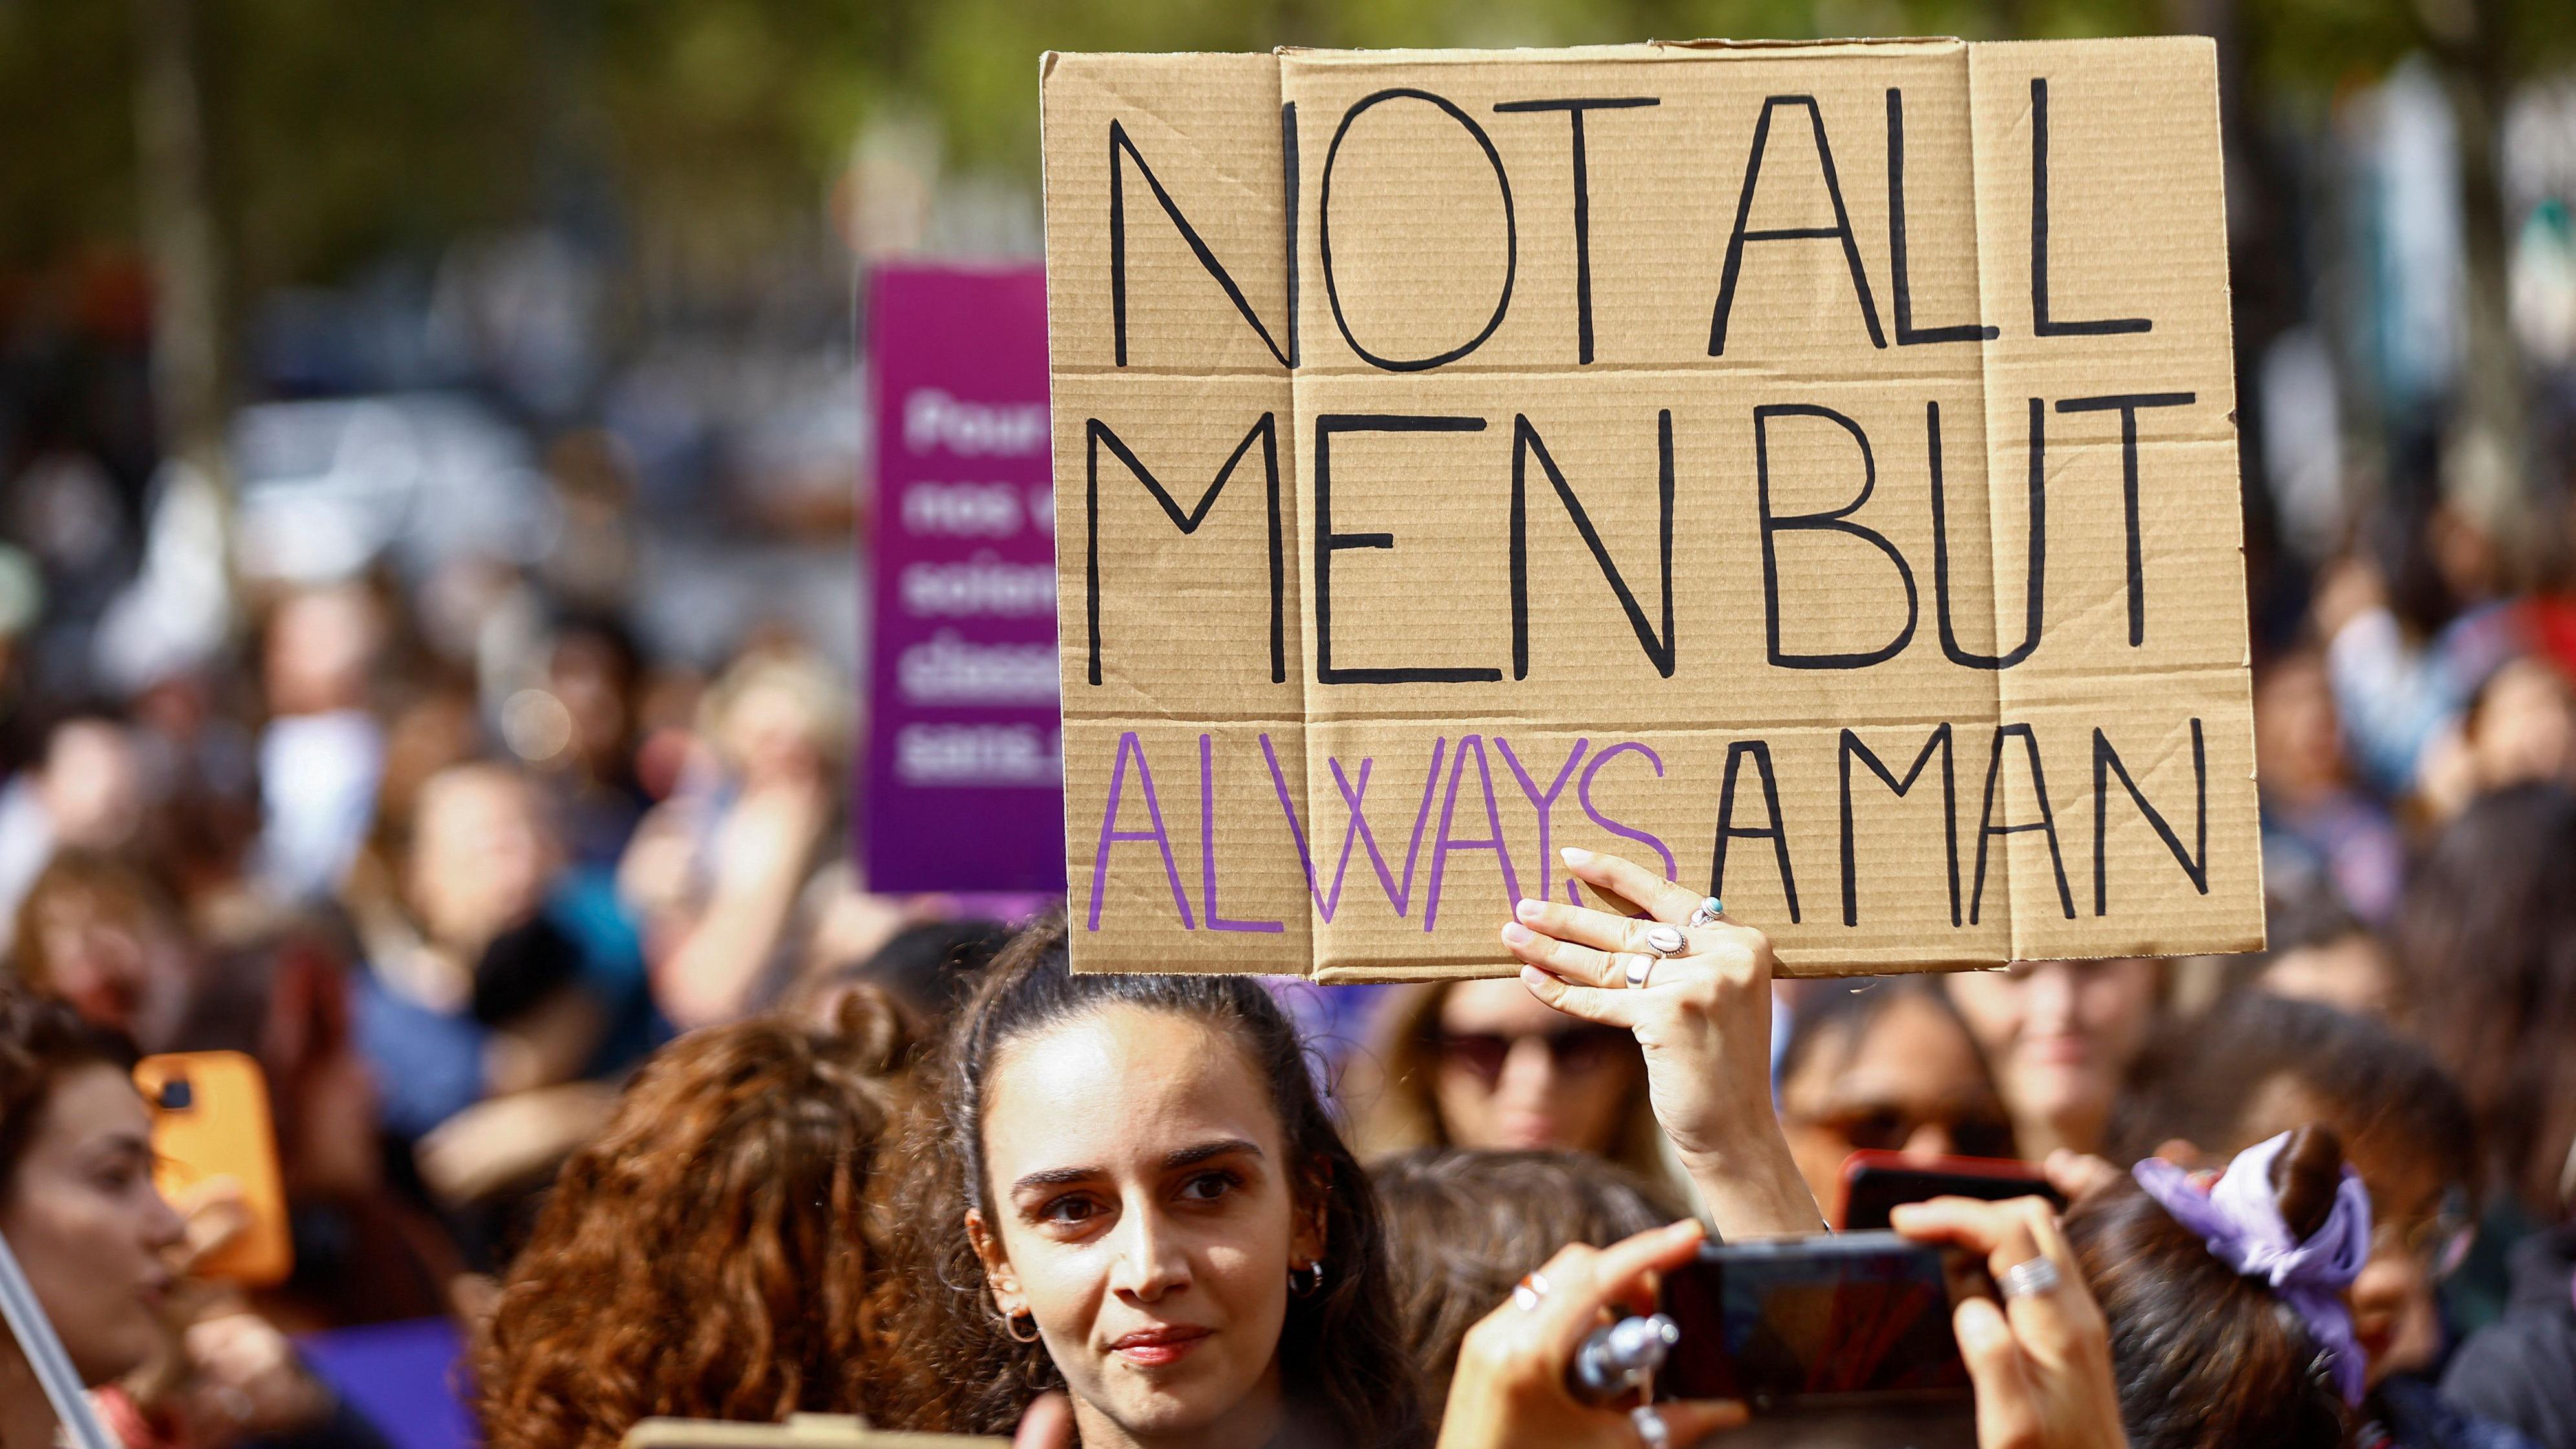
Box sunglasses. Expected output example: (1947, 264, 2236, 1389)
(1792, 1104, 2019, 1161)
(1433, 1025, 1632, 1086)
(2377, 1187, 2477, 1281)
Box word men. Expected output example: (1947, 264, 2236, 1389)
(1042, 38, 2262, 979)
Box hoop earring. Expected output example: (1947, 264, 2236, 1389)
(1004, 1311, 1043, 1344)
(1289, 1260, 1326, 1298)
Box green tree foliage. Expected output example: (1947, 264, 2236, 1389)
(0, 0, 2567, 293)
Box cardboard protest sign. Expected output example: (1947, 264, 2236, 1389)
(861, 264, 1067, 893)
(1041, 38, 2262, 979)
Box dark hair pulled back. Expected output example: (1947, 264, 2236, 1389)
(878, 916, 1422, 1447)
(2067, 1124, 2357, 1449)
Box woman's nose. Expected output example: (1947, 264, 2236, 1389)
(2350, 1245, 2424, 1318)
(142, 1186, 186, 1254)
(2023, 963, 2079, 1031)
(1901, 1121, 1954, 1159)
(1496, 1037, 1558, 1099)
(1108, 1207, 1190, 1303)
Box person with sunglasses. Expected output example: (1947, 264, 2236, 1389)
(1349, 978, 1676, 1200)
(1774, 977, 2019, 1214)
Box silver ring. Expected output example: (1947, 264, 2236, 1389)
(2000, 1256, 2063, 1300)
(1622, 953, 1655, 990)
(1688, 897, 1724, 927)
(1631, 1405, 1671, 1449)
(1642, 923, 1686, 958)
(1512, 1271, 1549, 1313)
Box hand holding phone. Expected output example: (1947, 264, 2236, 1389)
(134, 1052, 292, 1287)
(1888, 1196, 2127, 1449)
(1656, 1230, 1989, 1417)
(1435, 1219, 1749, 1449)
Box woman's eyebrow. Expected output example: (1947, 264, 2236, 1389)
(1011, 1165, 1102, 1194)
(1164, 1138, 1262, 1170)
(1008, 1138, 1265, 1195)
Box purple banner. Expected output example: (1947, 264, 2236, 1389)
(859, 264, 1066, 893)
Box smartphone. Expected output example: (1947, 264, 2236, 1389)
(1657, 1232, 1990, 1448)
(1836, 1152, 2066, 1231)
(133, 1051, 293, 1287)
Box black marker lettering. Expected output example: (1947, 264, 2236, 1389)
(1086, 415, 1285, 686)
(1839, 724, 1960, 927)
(1108, 114, 1298, 367)
(1314, 414, 1498, 684)
(2093, 717, 2209, 915)
(1322, 90, 1516, 372)
(1755, 404, 1918, 669)
(2029, 78, 2151, 338)
(1886, 89, 1997, 346)
(1970, 723, 2076, 925)
(1492, 97, 1659, 364)
(2054, 392, 2195, 647)
(1508, 411, 1676, 680)
(1928, 400, 2045, 669)
(1710, 96, 1886, 356)
(1712, 740, 1799, 923)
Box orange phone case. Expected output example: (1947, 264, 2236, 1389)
(134, 1051, 294, 1287)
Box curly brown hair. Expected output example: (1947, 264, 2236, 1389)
(473, 994, 910, 1449)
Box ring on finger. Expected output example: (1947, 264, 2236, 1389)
(1621, 953, 1655, 990)
(1512, 1272, 1550, 1312)
(1687, 896, 1724, 927)
(1999, 1256, 2063, 1300)
(1631, 1405, 1672, 1449)
(1642, 923, 1686, 958)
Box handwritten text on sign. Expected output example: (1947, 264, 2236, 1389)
(1042, 39, 2262, 979)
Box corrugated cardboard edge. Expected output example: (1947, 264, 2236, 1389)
(1040, 39, 2267, 980)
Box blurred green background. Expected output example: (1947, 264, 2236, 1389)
(1, 0, 2574, 674)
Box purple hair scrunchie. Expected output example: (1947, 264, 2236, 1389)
(2132, 1130, 2374, 1406)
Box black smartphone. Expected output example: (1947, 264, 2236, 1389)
(1836, 1151, 2066, 1231)
(1656, 1231, 1991, 1447)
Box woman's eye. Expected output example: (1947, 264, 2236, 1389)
(1038, 1194, 1102, 1226)
(1178, 1171, 1240, 1203)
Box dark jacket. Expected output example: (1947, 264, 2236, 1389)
(2443, 1224, 2576, 1449)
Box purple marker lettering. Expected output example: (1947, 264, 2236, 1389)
(1578, 740, 1678, 881)
(1426, 735, 1522, 932)
(1332, 737, 1447, 918)
(1495, 736, 1588, 905)
(1201, 735, 1283, 933)
(1262, 735, 1378, 924)
(1087, 731, 1196, 932)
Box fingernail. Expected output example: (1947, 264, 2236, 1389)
(1955, 1296, 2008, 1349)
(1518, 965, 1550, 989)
(1560, 846, 1593, 864)
(1514, 897, 1543, 919)
(1501, 923, 1535, 946)
(1667, 1218, 1706, 1240)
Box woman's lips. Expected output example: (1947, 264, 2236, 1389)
(2024, 1036, 2092, 1067)
(1110, 1325, 1212, 1368)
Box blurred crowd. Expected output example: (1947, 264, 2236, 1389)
(0, 194, 2574, 1449)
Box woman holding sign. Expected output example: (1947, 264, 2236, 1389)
(1496, 846, 1829, 1238)
(884, 846, 1821, 1445)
